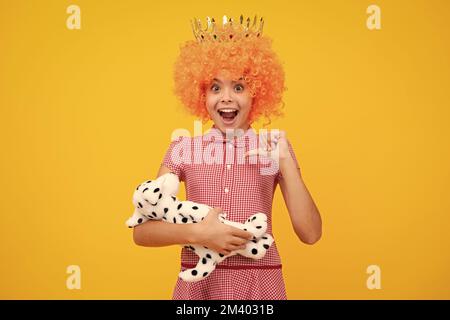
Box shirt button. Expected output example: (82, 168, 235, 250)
(224, 188, 229, 193)
(226, 164, 231, 170)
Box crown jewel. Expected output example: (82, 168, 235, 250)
(191, 15, 264, 42)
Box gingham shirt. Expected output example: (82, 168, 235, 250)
(162, 125, 300, 300)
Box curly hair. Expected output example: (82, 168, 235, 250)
(173, 35, 285, 124)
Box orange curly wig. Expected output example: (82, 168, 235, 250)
(173, 35, 286, 123)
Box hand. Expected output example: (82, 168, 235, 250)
(193, 207, 253, 256)
(244, 130, 291, 163)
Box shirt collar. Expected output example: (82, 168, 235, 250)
(204, 124, 257, 144)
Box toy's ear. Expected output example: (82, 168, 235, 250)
(160, 172, 180, 196)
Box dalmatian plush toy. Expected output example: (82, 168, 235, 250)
(126, 172, 274, 282)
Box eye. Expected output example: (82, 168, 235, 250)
(234, 84, 245, 92)
(210, 84, 220, 92)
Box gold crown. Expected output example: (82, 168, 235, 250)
(191, 15, 264, 42)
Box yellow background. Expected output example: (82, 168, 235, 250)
(1, 0, 449, 299)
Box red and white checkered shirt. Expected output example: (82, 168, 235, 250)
(162, 125, 300, 300)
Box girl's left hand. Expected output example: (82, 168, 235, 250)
(244, 130, 291, 163)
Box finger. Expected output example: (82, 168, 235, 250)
(219, 249, 231, 256)
(267, 129, 272, 150)
(231, 236, 249, 246)
(211, 207, 222, 215)
(260, 131, 268, 150)
(231, 228, 254, 240)
(226, 244, 244, 251)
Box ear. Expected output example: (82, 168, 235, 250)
(161, 172, 180, 196)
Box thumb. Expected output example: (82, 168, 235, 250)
(244, 148, 264, 158)
(209, 207, 222, 217)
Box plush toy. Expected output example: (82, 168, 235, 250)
(126, 172, 274, 282)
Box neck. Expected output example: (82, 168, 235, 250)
(212, 124, 251, 137)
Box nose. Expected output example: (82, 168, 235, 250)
(221, 87, 233, 104)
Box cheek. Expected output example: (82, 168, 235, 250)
(205, 95, 216, 110)
(239, 95, 252, 112)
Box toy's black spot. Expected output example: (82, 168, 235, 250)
(173, 217, 176, 223)
(219, 253, 224, 258)
(142, 188, 148, 192)
(256, 226, 262, 229)
(252, 249, 258, 255)
(177, 203, 183, 210)
(171, 196, 176, 201)
(192, 206, 198, 210)
(158, 194, 162, 199)
(252, 240, 257, 243)
(138, 202, 143, 208)
(189, 246, 195, 251)
(182, 217, 188, 223)
(189, 215, 194, 220)
(244, 228, 247, 231)
(202, 258, 207, 264)
(192, 221, 197, 223)
(128, 226, 132, 228)
(154, 188, 160, 193)
(164, 208, 168, 213)
(203, 272, 208, 277)
(262, 236, 268, 240)
(191, 270, 197, 276)
(152, 212, 157, 217)
(136, 185, 140, 190)
(203, 246, 209, 250)
(201, 217, 204, 221)
(137, 218, 143, 224)
(263, 244, 270, 249)
(146, 180, 152, 183)
(162, 216, 167, 220)
(206, 254, 212, 259)
(252, 216, 257, 221)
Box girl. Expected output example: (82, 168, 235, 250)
(133, 16, 322, 300)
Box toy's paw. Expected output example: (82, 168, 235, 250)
(244, 213, 268, 238)
(239, 233, 274, 259)
(132, 180, 165, 219)
(126, 209, 148, 228)
(178, 262, 216, 282)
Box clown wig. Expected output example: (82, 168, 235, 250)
(173, 35, 286, 124)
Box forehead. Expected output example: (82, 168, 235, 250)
(212, 75, 245, 84)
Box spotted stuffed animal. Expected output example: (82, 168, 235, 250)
(126, 172, 274, 282)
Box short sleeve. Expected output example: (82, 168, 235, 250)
(162, 137, 188, 182)
(277, 140, 301, 182)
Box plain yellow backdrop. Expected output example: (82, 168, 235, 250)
(1, 0, 449, 299)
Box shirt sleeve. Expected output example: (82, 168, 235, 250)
(277, 139, 301, 182)
(162, 136, 187, 182)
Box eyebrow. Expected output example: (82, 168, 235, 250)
(212, 77, 245, 84)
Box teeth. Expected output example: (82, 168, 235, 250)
(218, 109, 238, 113)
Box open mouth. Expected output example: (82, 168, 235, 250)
(218, 108, 239, 124)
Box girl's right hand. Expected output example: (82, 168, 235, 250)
(193, 207, 254, 256)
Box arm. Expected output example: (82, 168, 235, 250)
(132, 165, 253, 254)
(279, 152, 322, 245)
